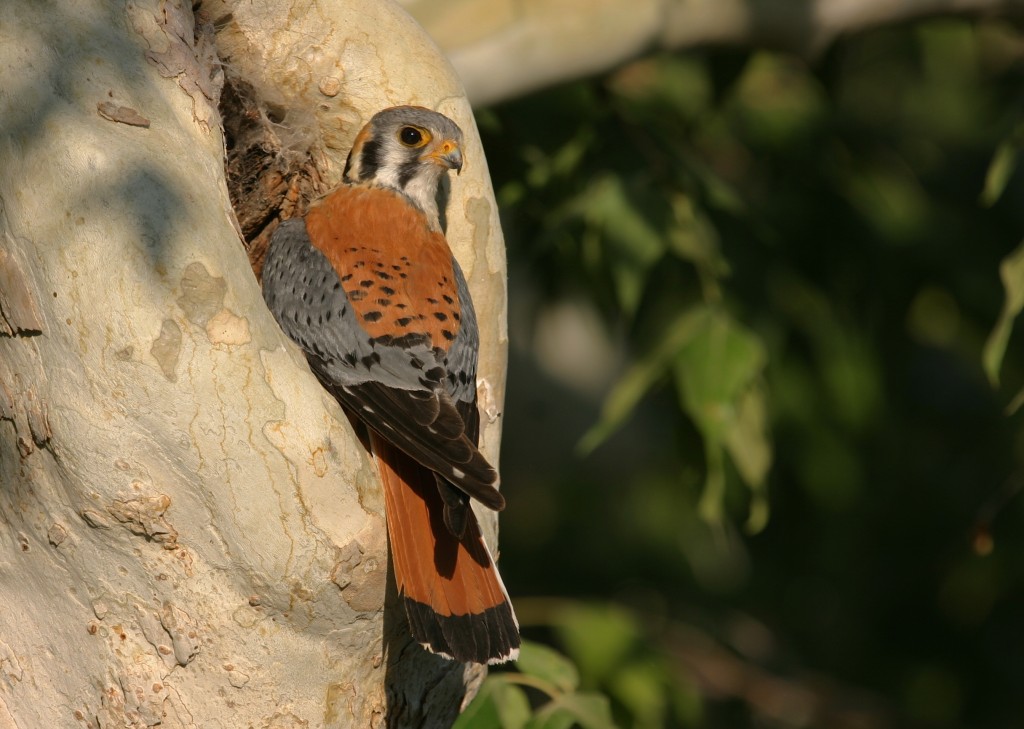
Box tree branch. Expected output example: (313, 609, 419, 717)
(403, 0, 1024, 105)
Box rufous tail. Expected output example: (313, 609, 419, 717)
(370, 431, 520, 664)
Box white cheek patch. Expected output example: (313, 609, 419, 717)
(374, 151, 402, 189)
(404, 169, 442, 209)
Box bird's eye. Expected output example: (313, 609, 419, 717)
(399, 126, 424, 147)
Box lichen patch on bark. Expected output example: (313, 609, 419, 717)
(206, 308, 251, 346)
(150, 317, 182, 380)
(177, 262, 227, 326)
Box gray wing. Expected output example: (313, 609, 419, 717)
(433, 256, 486, 536)
(261, 219, 502, 512)
(262, 219, 437, 392)
(445, 256, 481, 442)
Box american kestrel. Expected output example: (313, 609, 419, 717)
(261, 106, 519, 664)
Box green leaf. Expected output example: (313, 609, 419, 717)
(675, 310, 767, 442)
(843, 163, 930, 242)
(668, 195, 730, 300)
(578, 308, 707, 454)
(723, 383, 772, 533)
(980, 137, 1020, 207)
(454, 680, 502, 729)
(552, 604, 639, 684)
(539, 692, 618, 729)
(516, 641, 580, 693)
(745, 488, 771, 535)
(524, 711, 576, 729)
(585, 306, 772, 524)
(494, 683, 533, 729)
(456, 680, 533, 729)
(731, 53, 827, 148)
(1008, 385, 1024, 416)
(697, 438, 726, 525)
(980, 120, 1024, 207)
(983, 240, 1024, 387)
(570, 174, 666, 315)
(609, 661, 669, 729)
(674, 310, 771, 525)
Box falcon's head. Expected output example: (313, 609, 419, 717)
(343, 106, 464, 229)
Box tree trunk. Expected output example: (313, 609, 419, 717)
(0, 0, 507, 726)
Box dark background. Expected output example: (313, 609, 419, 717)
(471, 17, 1024, 729)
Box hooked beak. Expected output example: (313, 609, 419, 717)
(428, 139, 463, 174)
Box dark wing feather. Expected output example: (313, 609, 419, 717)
(315, 375, 504, 512)
(262, 209, 505, 513)
(429, 253, 487, 533)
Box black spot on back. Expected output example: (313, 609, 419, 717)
(371, 332, 431, 349)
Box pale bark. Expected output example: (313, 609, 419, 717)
(0, 0, 506, 727)
(402, 0, 1024, 105)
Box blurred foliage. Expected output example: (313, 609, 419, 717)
(457, 604, 696, 729)
(467, 14, 1024, 729)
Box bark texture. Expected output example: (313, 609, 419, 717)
(0, 0, 506, 726)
